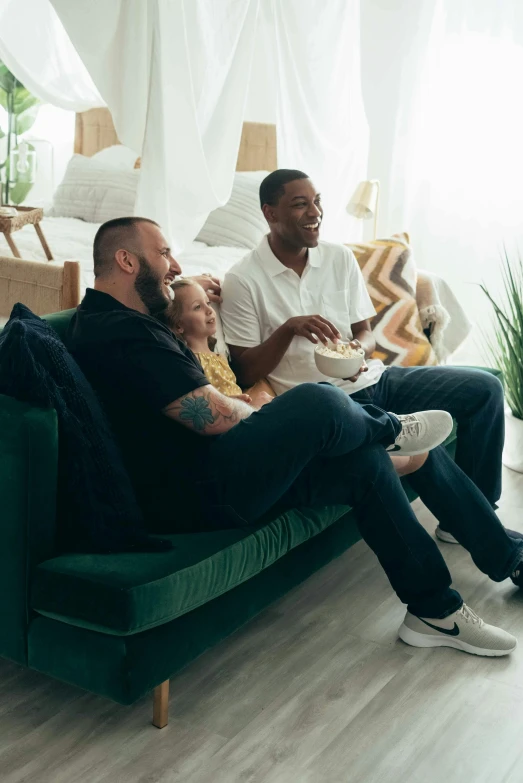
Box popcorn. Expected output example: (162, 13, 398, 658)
(315, 343, 363, 359)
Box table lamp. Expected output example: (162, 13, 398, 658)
(346, 179, 380, 239)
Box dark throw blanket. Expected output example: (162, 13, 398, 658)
(0, 303, 171, 554)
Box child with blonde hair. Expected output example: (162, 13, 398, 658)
(167, 279, 244, 397)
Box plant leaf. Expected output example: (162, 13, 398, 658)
(9, 180, 33, 205)
(481, 250, 523, 419)
(12, 87, 39, 116)
(0, 63, 16, 94)
(15, 105, 39, 136)
(479, 283, 519, 338)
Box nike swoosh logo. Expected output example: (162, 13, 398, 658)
(419, 618, 460, 636)
(388, 444, 402, 452)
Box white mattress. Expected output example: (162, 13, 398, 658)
(0, 216, 249, 294)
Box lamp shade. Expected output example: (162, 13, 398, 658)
(346, 180, 379, 220)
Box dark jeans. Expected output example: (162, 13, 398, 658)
(361, 365, 505, 505)
(206, 376, 522, 619)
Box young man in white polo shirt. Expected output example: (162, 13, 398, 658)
(221, 169, 507, 514)
(220, 169, 523, 655)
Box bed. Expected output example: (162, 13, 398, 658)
(0, 110, 277, 295)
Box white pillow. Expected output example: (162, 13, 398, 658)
(196, 171, 268, 250)
(48, 154, 139, 223)
(91, 144, 139, 170)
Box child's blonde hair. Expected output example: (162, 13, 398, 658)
(168, 278, 197, 331)
(167, 278, 217, 351)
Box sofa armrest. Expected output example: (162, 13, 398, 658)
(0, 394, 58, 664)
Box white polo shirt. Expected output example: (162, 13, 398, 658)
(221, 236, 386, 395)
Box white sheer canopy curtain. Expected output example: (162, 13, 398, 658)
(0, 0, 102, 110)
(389, 0, 523, 362)
(2, 0, 369, 252)
(272, 0, 369, 242)
(50, 0, 260, 252)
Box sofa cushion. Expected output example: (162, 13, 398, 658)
(31, 504, 351, 636)
(347, 236, 438, 367)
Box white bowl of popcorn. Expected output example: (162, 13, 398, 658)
(314, 340, 365, 379)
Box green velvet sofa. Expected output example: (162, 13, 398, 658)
(0, 308, 491, 728)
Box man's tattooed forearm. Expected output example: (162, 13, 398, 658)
(172, 389, 244, 432)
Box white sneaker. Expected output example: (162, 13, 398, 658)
(386, 410, 453, 457)
(398, 603, 517, 657)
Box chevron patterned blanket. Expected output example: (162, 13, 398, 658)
(347, 237, 438, 367)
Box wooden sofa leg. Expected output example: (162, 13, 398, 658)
(152, 680, 169, 729)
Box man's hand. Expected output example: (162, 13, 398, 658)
(343, 339, 369, 382)
(286, 315, 341, 345)
(190, 274, 222, 304)
(248, 389, 274, 410)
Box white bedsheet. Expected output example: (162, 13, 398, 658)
(0, 216, 249, 295)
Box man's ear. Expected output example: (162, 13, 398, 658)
(262, 203, 277, 225)
(114, 248, 136, 275)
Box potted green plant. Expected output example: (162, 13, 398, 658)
(0, 62, 41, 205)
(481, 249, 523, 472)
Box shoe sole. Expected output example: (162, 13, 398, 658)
(398, 623, 516, 657)
(435, 526, 459, 544)
(390, 426, 453, 458)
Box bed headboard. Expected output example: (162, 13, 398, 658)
(74, 108, 277, 172)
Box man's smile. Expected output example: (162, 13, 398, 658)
(300, 219, 321, 235)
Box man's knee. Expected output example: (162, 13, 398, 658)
(470, 369, 504, 408)
(286, 382, 357, 422)
(482, 371, 504, 400)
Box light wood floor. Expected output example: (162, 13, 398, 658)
(2, 468, 523, 783)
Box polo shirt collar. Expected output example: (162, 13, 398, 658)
(257, 235, 322, 277)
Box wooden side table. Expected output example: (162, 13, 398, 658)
(0, 206, 54, 261)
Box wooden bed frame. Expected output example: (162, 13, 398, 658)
(74, 108, 277, 172)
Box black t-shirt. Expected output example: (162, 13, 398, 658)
(65, 289, 211, 524)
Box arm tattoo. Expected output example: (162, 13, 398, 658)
(178, 395, 218, 431)
(169, 388, 249, 433)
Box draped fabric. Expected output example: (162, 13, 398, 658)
(273, 0, 368, 241)
(2, 0, 369, 251)
(51, 0, 261, 251)
(0, 0, 102, 111)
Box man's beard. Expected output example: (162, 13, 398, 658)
(135, 255, 171, 316)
